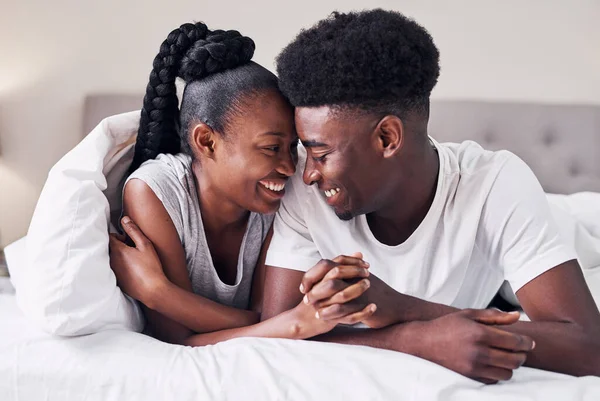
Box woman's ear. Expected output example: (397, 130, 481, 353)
(190, 123, 217, 159)
(375, 115, 404, 158)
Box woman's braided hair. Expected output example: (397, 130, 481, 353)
(131, 22, 266, 172)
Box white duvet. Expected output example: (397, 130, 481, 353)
(1, 283, 599, 401)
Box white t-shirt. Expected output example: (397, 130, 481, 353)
(265, 139, 577, 309)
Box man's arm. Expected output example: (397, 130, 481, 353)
(261, 264, 534, 383)
(475, 155, 600, 376)
(262, 259, 600, 377)
(502, 260, 600, 376)
(261, 264, 456, 326)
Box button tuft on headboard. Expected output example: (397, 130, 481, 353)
(484, 131, 496, 145)
(542, 130, 556, 146)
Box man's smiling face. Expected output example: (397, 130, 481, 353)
(295, 106, 390, 221)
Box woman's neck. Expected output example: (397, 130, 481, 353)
(192, 162, 250, 235)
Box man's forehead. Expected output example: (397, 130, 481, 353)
(295, 105, 375, 147)
(295, 106, 335, 126)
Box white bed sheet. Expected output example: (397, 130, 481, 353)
(0, 282, 599, 401)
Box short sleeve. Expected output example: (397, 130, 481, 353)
(479, 153, 578, 292)
(265, 177, 322, 272)
(123, 156, 186, 241)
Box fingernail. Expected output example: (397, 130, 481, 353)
(531, 340, 536, 350)
(122, 216, 131, 224)
(364, 279, 370, 288)
(303, 294, 309, 304)
(370, 304, 377, 312)
(363, 261, 370, 267)
(509, 311, 520, 316)
(315, 311, 320, 319)
(299, 283, 305, 294)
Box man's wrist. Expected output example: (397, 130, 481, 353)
(388, 291, 408, 325)
(387, 320, 431, 358)
(372, 291, 408, 328)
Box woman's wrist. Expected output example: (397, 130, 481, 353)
(143, 277, 171, 309)
(285, 303, 325, 340)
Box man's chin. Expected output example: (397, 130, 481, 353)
(335, 209, 354, 221)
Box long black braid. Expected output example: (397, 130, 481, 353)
(130, 22, 274, 173)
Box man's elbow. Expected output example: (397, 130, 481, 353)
(260, 294, 298, 321)
(260, 305, 278, 321)
(572, 324, 600, 376)
(585, 330, 600, 376)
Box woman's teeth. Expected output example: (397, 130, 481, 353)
(260, 181, 285, 192)
(324, 188, 340, 198)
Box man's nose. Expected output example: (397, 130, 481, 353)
(303, 157, 321, 186)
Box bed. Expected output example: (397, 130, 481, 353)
(1, 96, 599, 400)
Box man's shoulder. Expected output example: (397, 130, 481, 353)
(436, 140, 536, 213)
(437, 140, 516, 178)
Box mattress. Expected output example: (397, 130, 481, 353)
(0, 278, 599, 401)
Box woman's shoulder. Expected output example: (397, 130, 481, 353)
(123, 153, 194, 243)
(136, 152, 192, 177)
(125, 153, 195, 212)
(127, 153, 192, 187)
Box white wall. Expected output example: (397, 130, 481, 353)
(1, 0, 599, 247)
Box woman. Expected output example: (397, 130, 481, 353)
(109, 22, 376, 346)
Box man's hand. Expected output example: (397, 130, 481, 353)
(300, 252, 399, 328)
(109, 216, 167, 304)
(412, 309, 535, 384)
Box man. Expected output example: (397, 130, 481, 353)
(260, 9, 600, 382)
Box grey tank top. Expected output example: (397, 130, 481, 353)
(125, 153, 274, 310)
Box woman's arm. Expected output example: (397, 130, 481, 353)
(119, 179, 257, 343)
(110, 215, 376, 346)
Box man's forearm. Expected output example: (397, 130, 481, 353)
(502, 321, 600, 376)
(398, 290, 600, 376)
(312, 321, 426, 357)
(388, 292, 457, 324)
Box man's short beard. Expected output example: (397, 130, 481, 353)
(336, 210, 354, 221)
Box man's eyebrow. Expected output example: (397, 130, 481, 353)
(301, 139, 328, 148)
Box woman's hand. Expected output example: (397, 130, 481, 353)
(109, 216, 168, 305)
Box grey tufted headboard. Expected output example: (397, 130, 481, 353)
(83, 95, 600, 194)
(428, 100, 600, 194)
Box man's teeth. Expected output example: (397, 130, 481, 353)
(324, 188, 340, 198)
(261, 182, 285, 192)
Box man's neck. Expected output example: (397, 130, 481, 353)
(366, 143, 439, 246)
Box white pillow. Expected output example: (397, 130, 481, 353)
(22, 111, 144, 336)
(4, 236, 27, 289)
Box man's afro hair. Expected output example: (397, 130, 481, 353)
(276, 9, 440, 116)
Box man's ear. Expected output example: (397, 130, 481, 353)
(190, 123, 217, 159)
(375, 115, 404, 158)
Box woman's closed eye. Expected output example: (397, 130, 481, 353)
(264, 145, 280, 153)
